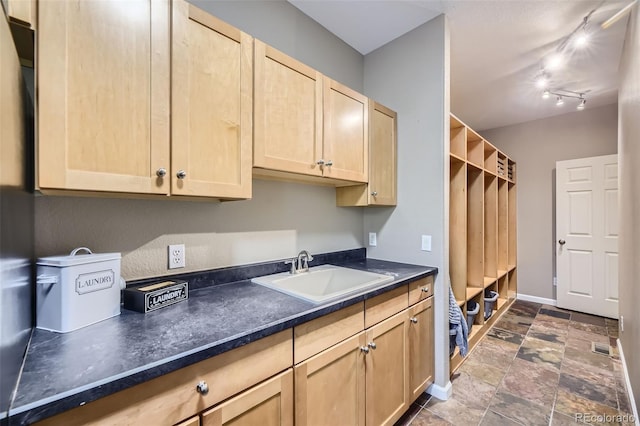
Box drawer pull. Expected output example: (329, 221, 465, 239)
(367, 342, 377, 350)
(196, 380, 209, 395)
(421, 286, 430, 293)
(360, 346, 370, 354)
(410, 317, 418, 324)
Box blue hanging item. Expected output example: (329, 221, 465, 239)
(448, 282, 468, 356)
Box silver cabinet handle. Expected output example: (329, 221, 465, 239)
(371, 191, 378, 197)
(559, 239, 566, 245)
(360, 346, 370, 354)
(410, 317, 418, 324)
(325, 160, 333, 166)
(316, 160, 325, 166)
(156, 168, 167, 178)
(176, 170, 187, 179)
(196, 380, 209, 395)
(421, 286, 430, 293)
(368, 342, 377, 350)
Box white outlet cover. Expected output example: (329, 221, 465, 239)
(169, 244, 185, 269)
(369, 232, 377, 247)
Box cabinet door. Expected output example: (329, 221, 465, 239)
(254, 40, 323, 177)
(365, 311, 409, 426)
(38, 0, 170, 194)
(172, 0, 252, 199)
(295, 332, 366, 426)
(368, 101, 397, 205)
(201, 369, 293, 426)
(323, 77, 368, 182)
(408, 297, 434, 401)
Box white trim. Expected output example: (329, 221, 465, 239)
(516, 293, 557, 306)
(617, 339, 639, 426)
(427, 380, 452, 401)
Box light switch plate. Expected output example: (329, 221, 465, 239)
(369, 232, 377, 247)
(421, 235, 431, 251)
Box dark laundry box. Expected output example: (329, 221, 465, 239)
(123, 280, 188, 313)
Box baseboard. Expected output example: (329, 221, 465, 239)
(617, 339, 639, 425)
(516, 293, 557, 306)
(427, 380, 452, 401)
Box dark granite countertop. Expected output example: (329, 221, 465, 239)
(9, 250, 436, 425)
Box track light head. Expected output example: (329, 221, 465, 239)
(542, 90, 550, 99)
(556, 96, 564, 106)
(577, 98, 586, 110)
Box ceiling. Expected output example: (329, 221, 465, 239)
(288, 0, 631, 131)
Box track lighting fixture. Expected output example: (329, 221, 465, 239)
(542, 89, 587, 110)
(577, 98, 586, 110)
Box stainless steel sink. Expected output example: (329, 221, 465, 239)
(251, 264, 394, 303)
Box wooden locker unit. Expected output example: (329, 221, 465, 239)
(448, 113, 517, 374)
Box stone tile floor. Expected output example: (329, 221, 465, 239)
(396, 300, 636, 425)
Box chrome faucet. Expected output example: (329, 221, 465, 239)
(284, 250, 314, 274)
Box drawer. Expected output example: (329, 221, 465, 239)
(294, 302, 364, 364)
(408, 275, 434, 305)
(364, 285, 408, 328)
(34, 330, 293, 426)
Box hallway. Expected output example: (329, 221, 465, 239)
(398, 300, 634, 425)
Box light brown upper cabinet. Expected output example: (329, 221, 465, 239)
(38, 0, 171, 195)
(336, 101, 397, 206)
(253, 42, 367, 185)
(253, 40, 323, 178)
(323, 77, 368, 183)
(37, 0, 251, 200)
(171, 0, 252, 199)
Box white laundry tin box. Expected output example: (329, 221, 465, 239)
(36, 247, 123, 333)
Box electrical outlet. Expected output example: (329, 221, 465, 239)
(421, 235, 432, 251)
(620, 315, 624, 332)
(369, 232, 377, 247)
(168, 244, 185, 269)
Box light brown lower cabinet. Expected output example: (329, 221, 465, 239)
(295, 293, 434, 426)
(201, 369, 293, 426)
(365, 311, 409, 426)
(409, 298, 434, 401)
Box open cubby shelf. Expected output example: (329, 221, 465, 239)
(449, 113, 517, 374)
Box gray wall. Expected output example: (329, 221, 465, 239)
(481, 104, 618, 301)
(0, 14, 34, 420)
(191, 0, 364, 92)
(35, 0, 365, 280)
(363, 15, 451, 393)
(617, 2, 640, 412)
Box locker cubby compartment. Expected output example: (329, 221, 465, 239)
(497, 152, 507, 178)
(497, 179, 509, 272)
(484, 173, 498, 280)
(450, 157, 467, 302)
(450, 115, 466, 160)
(467, 167, 484, 287)
(508, 268, 517, 299)
(484, 141, 497, 174)
(466, 128, 484, 168)
(483, 282, 499, 320)
(508, 159, 516, 182)
(497, 275, 509, 311)
(508, 182, 517, 268)
(466, 293, 484, 341)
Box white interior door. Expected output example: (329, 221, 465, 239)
(556, 154, 618, 319)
